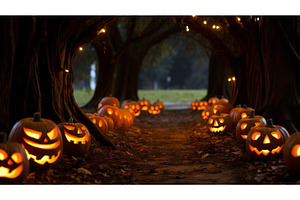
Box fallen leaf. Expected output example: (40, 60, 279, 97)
(77, 168, 92, 175)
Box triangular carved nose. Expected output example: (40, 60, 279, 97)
(263, 135, 270, 144)
(214, 121, 219, 126)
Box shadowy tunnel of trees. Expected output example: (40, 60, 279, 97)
(2, 16, 300, 147)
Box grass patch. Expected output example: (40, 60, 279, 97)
(74, 89, 207, 105)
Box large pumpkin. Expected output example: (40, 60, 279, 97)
(0, 142, 29, 183)
(8, 112, 63, 168)
(57, 118, 91, 155)
(236, 109, 266, 144)
(97, 96, 120, 112)
(283, 133, 300, 171)
(246, 119, 290, 160)
(207, 112, 234, 134)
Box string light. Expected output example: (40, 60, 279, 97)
(79, 47, 83, 51)
(186, 26, 190, 32)
(203, 21, 207, 25)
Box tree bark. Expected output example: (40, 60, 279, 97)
(0, 16, 115, 147)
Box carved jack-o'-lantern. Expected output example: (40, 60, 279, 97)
(155, 100, 164, 111)
(0, 143, 29, 183)
(208, 97, 219, 106)
(190, 100, 199, 111)
(202, 106, 213, 120)
(207, 112, 234, 134)
(212, 101, 233, 114)
(119, 109, 134, 129)
(236, 109, 266, 144)
(283, 133, 300, 171)
(246, 119, 290, 160)
(98, 105, 123, 129)
(58, 118, 91, 155)
(8, 112, 63, 167)
(97, 96, 120, 112)
(229, 104, 252, 125)
(88, 114, 109, 134)
(197, 100, 208, 111)
(138, 98, 150, 112)
(148, 103, 161, 115)
(122, 101, 141, 117)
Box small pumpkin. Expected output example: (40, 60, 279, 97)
(202, 106, 213, 120)
(97, 96, 120, 112)
(122, 101, 141, 117)
(208, 97, 219, 106)
(246, 119, 290, 160)
(98, 105, 123, 129)
(283, 133, 300, 171)
(58, 118, 91, 155)
(197, 100, 207, 111)
(88, 114, 109, 134)
(155, 100, 164, 111)
(190, 100, 198, 111)
(138, 98, 150, 112)
(207, 111, 234, 134)
(229, 104, 252, 125)
(148, 103, 161, 115)
(0, 142, 29, 183)
(236, 109, 266, 144)
(8, 112, 63, 168)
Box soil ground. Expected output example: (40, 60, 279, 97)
(22, 109, 300, 184)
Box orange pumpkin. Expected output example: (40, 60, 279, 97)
(97, 96, 120, 112)
(98, 105, 123, 129)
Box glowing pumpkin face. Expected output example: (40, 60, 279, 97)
(283, 133, 300, 171)
(148, 103, 161, 115)
(236, 109, 266, 144)
(138, 98, 150, 112)
(119, 109, 134, 129)
(0, 143, 29, 183)
(229, 104, 252, 125)
(190, 100, 198, 111)
(98, 105, 123, 129)
(155, 100, 164, 111)
(8, 112, 63, 167)
(97, 96, 120, 112)
(197, 101, 207, 111)
(202, 106, 213, 120)
(123, 101, 141, 117)
(246, 119, 290, 160)
(58, 118, 91, 155)
(208, 97, 219, 106)
(88, 114, 109, 134)
(207, 113, 234, 134)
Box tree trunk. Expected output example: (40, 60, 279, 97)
(0, 16, 115, 147)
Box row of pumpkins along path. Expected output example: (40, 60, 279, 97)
(190, 97, 300, 172)
(0, 97, 165, 183)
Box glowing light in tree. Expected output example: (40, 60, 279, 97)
(192, 15, 196, 17)
(203, 21, 207, 25)
(79, 47, 83, 51)
(232, 77, 236, 81)
(212, 25, 216, 29)
(186, 26, 190, 32)
(216, 25, 220, 30)
(237, 17, 241, 21)
(228, 78, 232, 82)
(65, 69, 69, 73)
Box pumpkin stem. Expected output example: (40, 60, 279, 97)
(33, 112, 42, 121)
(68, 118, 74, 123)
(249, 109, 255, 118)
(243, 104, 248, 109)
(236, 104, 242, 108)
(266, 119, 275, 128)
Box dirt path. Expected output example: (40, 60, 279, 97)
(131, 110, 247, 184)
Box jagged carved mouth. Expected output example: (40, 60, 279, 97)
(209, 126, 226, 133)
(0, 165, 23, 179)
(23, 148, 61, 165)
(64, 131, 89, 144)
(249, 144, 283, 156)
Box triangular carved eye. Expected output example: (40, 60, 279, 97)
(23, 127, 42, 139)
(241, 123, 247, 130)
(219, 118, 224, 123)
(271, 131, 281, 139)
(251, 132, 261, 140)
(0, 149, 8, 161)
(208, 119, 214, 124)
(11, 152, 23, 164)
(47, 128, 58, 140)
(241, 113, 248, 119)
(64, 125, 75, 131)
